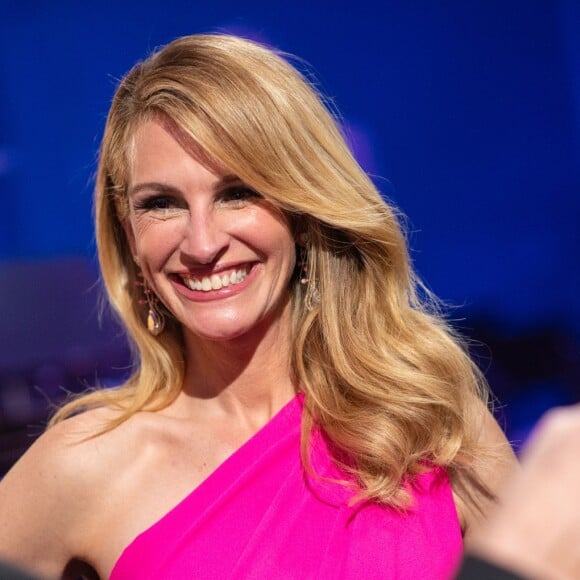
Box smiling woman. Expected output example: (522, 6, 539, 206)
(124, 118, 297, 344)
(0, 34, 516, 579)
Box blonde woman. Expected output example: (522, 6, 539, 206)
(0, 34, 516, 579)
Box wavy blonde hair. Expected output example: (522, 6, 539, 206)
(52, 34, 488, 507)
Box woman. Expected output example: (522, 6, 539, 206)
(0, 34, 516, 579)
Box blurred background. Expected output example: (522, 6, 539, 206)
(0, 0, 578, 475)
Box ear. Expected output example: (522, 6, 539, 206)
(291, 215, 309, 247)
(296, 232, 309, 247)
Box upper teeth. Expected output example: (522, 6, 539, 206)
(182, 267, 249, 292)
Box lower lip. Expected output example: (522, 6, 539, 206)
(170, 265, 260, 303)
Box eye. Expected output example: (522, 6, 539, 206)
(133, 195, 176, 213)
(221, 185, 262, 207)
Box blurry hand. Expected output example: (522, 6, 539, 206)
(469, 404, 580, 579)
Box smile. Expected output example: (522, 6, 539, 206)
(180, 266, 250, 292)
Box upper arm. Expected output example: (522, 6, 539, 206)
(452, 401, 519, 541)
(0, 422, 96, 577)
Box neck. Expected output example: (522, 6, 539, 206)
(179, 300, 297, 421)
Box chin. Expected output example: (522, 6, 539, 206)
(183, 319, 258, 343)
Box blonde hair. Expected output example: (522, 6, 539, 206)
(52, 34, 488, 507)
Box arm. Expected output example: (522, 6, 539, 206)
(0, 419, 96, 578)
(453, 400, 519, 540)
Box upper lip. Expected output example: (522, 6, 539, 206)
(171, 261, 256, 278)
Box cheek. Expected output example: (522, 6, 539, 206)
(271, 237, 298, 284)
(283, 242, 298, 275)
(254, 227, 295, 264)
(132, 217, 179, 258)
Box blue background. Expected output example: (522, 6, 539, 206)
(0, 0, 578, 466)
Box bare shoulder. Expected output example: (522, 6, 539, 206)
(451, 397, 519, 541)
(0, 406, 138, 577)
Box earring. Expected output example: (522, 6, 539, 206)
(136, 272, 165, 336)
(297, 238, 320, 310)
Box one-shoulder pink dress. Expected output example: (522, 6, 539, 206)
(111, 395, 462, 579)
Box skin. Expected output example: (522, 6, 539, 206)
(0, 119, 516, 578)
(468, 405, 580, 579)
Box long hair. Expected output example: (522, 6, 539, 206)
(52, 34, 488, 507)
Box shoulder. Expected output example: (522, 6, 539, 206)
(0, 406, 122, 506)
(0, 406, 149, 577)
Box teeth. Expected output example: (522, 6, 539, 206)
(183, 267, 249, 292)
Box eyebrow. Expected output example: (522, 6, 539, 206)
(217, 174, 243, 188)
(128, 182, 180, 197)
(128, 174, 242, 197)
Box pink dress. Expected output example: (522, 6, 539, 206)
(111, 395, 462, 579)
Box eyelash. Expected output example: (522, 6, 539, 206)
(132, 186, 262, 214)
(133, 196, 175, 212)
(221, 186, 262, 205)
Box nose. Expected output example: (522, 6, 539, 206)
(179, 206, 230, 265)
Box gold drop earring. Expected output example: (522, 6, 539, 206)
(136, 271, 165, 336)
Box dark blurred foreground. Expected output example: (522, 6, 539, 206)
(0, 258, 130, 474)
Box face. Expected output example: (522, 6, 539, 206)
(125, 119, 297, 344)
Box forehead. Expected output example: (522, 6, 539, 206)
(128, 117, 228, 182)
(129, 121, 228, 197)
